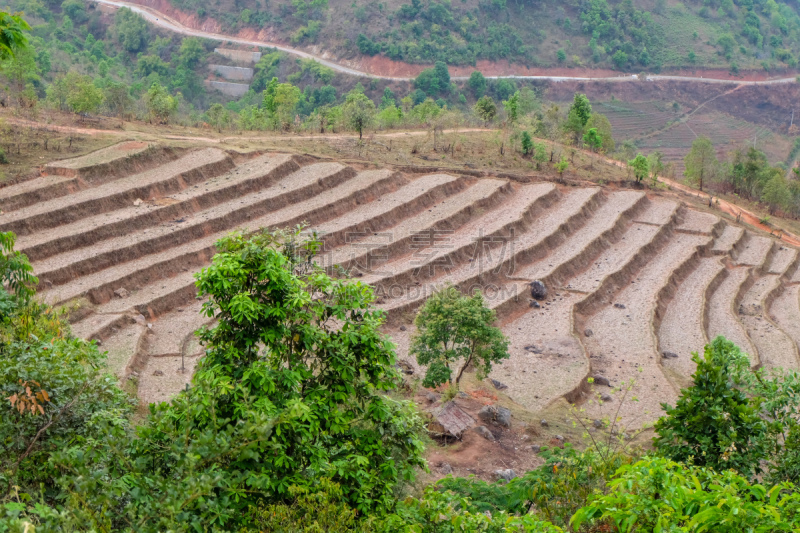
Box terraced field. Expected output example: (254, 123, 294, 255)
(4, 143, 800, 424)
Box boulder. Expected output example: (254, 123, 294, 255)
(540, 419, 549, 427)
(495, 407, 512, 428)
(425, 392, 440, 403)
(530, 300, 540, 309)
(440, 462, 453, 475)
(601, 393, 613, 402)
(531, 444, 541, 453)
(493, 469, 517, 482)
(593, 419, 604, 429)
(474, 425, 495, 441)
(490, 378, 508, 390)
(530, 280, 547, 300)
(399, 325, 407, 331)
(397, 360, 414, 375)
(478, 405, 512, 428)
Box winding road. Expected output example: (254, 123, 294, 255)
(90, 0, 799, 85)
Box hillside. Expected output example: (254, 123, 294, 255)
(133, 0, 800, 73)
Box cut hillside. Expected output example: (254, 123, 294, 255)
(7, 143, 800, 428)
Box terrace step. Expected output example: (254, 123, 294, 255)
(45, 169, 403, 309)
(769, 267, 800, 360)
(378, 187, 604, 321)
(675, 210, 722, 235)
(1, 148, 233, 236)
(32, 161, 351, 286)
(739, 274, 800, 370)
(19, 153, 300, 261)
(580, 232, 713, 423)
(706, 266, 758, 363)
(357, 182, 559, 293)
(0, 142, 174, 213)
(327, 177, 513, 273)
(658, 257, 725, 384)
(490, 199, 680, 413)
(711, 223, 746, 256)
(735, 232, 777, 270)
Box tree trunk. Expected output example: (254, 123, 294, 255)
(454, 352, 474, 385)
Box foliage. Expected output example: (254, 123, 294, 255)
(572, 456, 800, 533)
(414, 61, 450, 97)
(438, 444, 632, 527)
(503, 91, 520, 124)
(683, 136, 717, 191)
(114, 8, 149, 53)
(474, 95, 497, 123)
(58, 228, 426, 530)
(342, 89, 376, 139)
(65, 75, 104, 115)
(0, 232, 36, 302)
(468, 71, 487, 97)
(583, 127, 603, 153)
(628, 153, 649, 182)
(144, 82, 178, 124)
(0, 11, 30, 61)
(411, 286, 509, 389)
(555, 155, 568, 176)
(648, 151, 665, 185)
(521, 131, 532, 155)
(654, 337, 769, 479)
(584, 113, 615, 153)
(564, 93, 592, 141)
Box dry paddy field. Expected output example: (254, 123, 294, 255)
(4, 143, 800, 425)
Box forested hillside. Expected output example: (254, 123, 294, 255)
(156, 0, 800, 72)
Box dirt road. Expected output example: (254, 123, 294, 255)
(89, 0, 799, 85)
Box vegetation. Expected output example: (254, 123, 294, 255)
(411, 286, 509, 390)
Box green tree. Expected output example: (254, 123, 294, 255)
(556, 48, 566, 63)
(60, 228, 425, 528)
(0, 231, 36, 301)
(584, 113, 614, 153)
(177, 36, 206, 69)
(684, 136, 717, 191)
(144, 82, 177, 124)
(762, 173, 790, 214)
(104, 81, 132, 122)
(555, 155, 569, 177)
(654, 337, 769, 478)
(647, 151, 664, 185)
(612, 50, 629, 69)
(628, 152, 649, 182)
(564, 93, 592, 142)
(342, 89, 376, 139)
(0, 11, 30, 61)
(114, 8, 149, 53)
(411, 286, 509, 389)
(583, 127, 603, 169)
(60, 0, 86, 23)
(473, 95, 497, 124)
(206, 102, 230, 132)
(503, 90, 520, 124)
(534, 142, 548, 170)
(521, 130, 533, 155)
(468, 70, 487, 97)
(66, 76, 104, 116)
(273, 82, 302, 130)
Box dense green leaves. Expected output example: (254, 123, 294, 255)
(412, 286, 509, 389)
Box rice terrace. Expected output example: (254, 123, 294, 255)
(4, 139, 798, 425)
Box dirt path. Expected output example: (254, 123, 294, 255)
(88, 0, 799, 85)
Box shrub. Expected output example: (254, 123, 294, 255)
(653, 337, 769, 478)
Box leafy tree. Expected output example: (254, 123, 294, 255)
(66, 76, 104, 115)
(104, 81, 133, 121)
(628, 152, 649, 182)
(380, 87, 396, 109)
(564, 93, 592, 141)
(473, 95, 497, 124)
(684, 136, 717, 191)
(647, 151, 664, 185)
(342, 89, 376, 139)
(583, 127, 602, 153)
(273, 82, 302, 130)
(60, 0, 86, 24)
(654, 337, 769, 478)
(503, 90, 520, 124)
(411, 285, 509, 389)
(177, 36, 206, 69)
(555, 155, 569, 177)
(534, 142, 548, 170)
(60, 227, 425, 528)
(414, 61, 450, 96)
(0, 12, 30, 61)
(468, 70, 487, 97)
(521, 131, 533, 155)
(144, 82, 177, 124)
(612, 50, 628, 69)
(0, 232, 36, 301)
(206, 102, 230, 132)
(556, 48, 566, 63)
(135, 54, 169, 78)
(114, 8, 149, 53)
(584, 113, 614, 152)
(762, 173, 790, 214)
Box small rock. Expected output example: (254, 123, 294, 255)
(478, 405, 496, 424)
(457, 391, 470, 398)
(531, 444, 541, 453)
(593, 419, 604, 429)
(397, 360, 414, 375)
(530, 300, 540, 309)
(42, 279, 53, 289)
(94, 339, 103, 346)
(113, 288, 129, 299)
(495, 407, 512, 428)
(584, 328, 593, 337)
(133, 198, 143, 206)
(614, 303, 626, 309)
(426, 392, 440, 403)
(592, 375, 611, 387)
(134, 314, 147, 326)
(540, 419, 549, 427)
(662, 351, 679, 359)
(601, 393, 613, 402)
(530, 280, 548, 300)
(493, 469, 517, 482)
(440, 462, 453, 475)
(524, 344, 542, 354)
(490, 378, 508, 390)
(130, 371, 139, 378)
(152, 370, 164, 376)
(474, 425, 496, 441)
(147, 323, 153, 329)
(399, 325, 407, 331)
(554, 435, 565, 442)
(520, 434, 530, 441)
